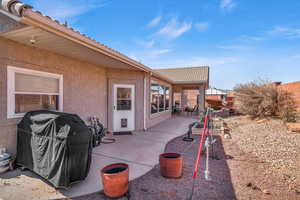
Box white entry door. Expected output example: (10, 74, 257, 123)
(113, 84, 135, 132)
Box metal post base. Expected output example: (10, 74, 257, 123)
(183, 136, 194, 142)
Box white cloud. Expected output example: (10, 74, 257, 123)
(157, 17, 192, 39)
(220, 0, 236, 12)
(147, 16, 161, 28)
(239, 35, 265, 42)
(29, 0, 107, 21)
(239, 26, 300, 42)
(136, 39, 155, 48)
(195, 22, 209, 32)
(128, 48, 172, 63)
(149, 49, 172, 56)
(268, 26, 300, 39)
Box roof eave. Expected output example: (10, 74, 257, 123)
(173, 80, 208, 85)
(18, 9, 153, 73)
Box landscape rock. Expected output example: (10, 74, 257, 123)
(262, 189, 271, 195)
(246, 182, 252, 187)
(286, 122, 300, 133)
(257, 119, 269, 124)
(225, 116, 300, 191)
(224, 133, 231, 139)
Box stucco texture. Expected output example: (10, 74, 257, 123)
(107, 68, 145, 131)
(0, 37, 176, 154)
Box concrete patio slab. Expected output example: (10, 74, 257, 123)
(58, 154, 152, 198)
(93, 136, 164, 167)
(0, 116, 197, 200)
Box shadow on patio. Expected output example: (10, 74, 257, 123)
(74, 135, 236, 200)
(0, 116, 198, 200)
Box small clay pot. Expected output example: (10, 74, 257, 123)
(159, 153, 183, 178)
(101, 163, 129, 198)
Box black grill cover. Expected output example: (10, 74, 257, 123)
(16, 110, 92, 188)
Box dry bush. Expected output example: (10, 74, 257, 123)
(234, 79, 297, 122)
(234, 80, 278, 118)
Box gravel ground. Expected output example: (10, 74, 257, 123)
(74, 130, 299, 200)
(224, 116, 300, 191)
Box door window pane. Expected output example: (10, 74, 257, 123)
(117, 88, 132, 110)
(15, 94, 58, 113)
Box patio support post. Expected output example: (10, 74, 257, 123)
(180, 88, 186, 108)
(198, 85, 205, 114)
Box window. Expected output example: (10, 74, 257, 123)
(150, 81, 170, 114)
(151, 83, 159, 114)
(158, 85, 165, 112)
(7, 66, 63, 118)
(117, 88, 132, 110)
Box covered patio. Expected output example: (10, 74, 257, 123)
(0, 116, 197, 199)
(172, 84, 206, 115)
(154, 66, 209, 116)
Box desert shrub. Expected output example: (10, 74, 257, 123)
(234, 79, 297, 122)
(234, 80, 278, 118)
(278, 90, 297, 122)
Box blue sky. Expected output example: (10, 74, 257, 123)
(23, 0, 300, 89)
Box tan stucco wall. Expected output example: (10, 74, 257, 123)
(106, 68, 145, 132)
(0, 37, 107, 154)
(0, 37, 176, 154)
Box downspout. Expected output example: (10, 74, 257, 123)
(143, 73, 147, 131)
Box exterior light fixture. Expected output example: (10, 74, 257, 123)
(29, 36, 36, 45)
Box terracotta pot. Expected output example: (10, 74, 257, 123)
(101, 163, 129, 198)
(159, 153, 183, 178)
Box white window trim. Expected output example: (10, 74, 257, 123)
(7, 66, 63, 119)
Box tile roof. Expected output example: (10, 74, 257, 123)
(154, 66, 209, 84)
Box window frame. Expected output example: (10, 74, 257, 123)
(150, 80, 171, 116)
(150, 83, 159, 114)
(165, 86, 170, 110)
(7, 66, 63, 119)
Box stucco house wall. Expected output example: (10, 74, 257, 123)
(0, 36, 177, 154)
(106, 68, 146, 132)
(0, 1, 210, 154)
(0, 37, 108, 153)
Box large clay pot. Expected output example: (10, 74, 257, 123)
(101, 163, 129, 198)
(159, 153, 183, 178)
